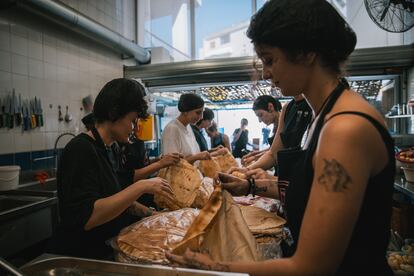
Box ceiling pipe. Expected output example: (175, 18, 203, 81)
(8, 0, 151, 64)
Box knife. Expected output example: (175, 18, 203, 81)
(15, 93, 22, 126)
(22, 100, 28, 131)
(30, 99, 36, 128)
(8, 92, 14, 129)
(0, 97, 3, 128)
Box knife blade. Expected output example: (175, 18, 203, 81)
(38, 98, 44, 127)
(15, 93, 22, 126)
(9, 92, 14, 129)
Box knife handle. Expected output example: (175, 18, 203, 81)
(9, 115, 14, 129)
(0, 115, 3, 128)
(39, 115, 44, 127)
(23, 116, 28, 131)
(31, 115, 36, 128)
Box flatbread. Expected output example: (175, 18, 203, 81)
(198, 159, 221, 178)
(116, 208, 200, 264)
(239, 205, 286, 235)
(192, 177, 214, 209)
(214, 150, 238, 173)
(155, 159, 202, 210)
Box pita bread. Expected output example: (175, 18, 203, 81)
(155, 159, 202, 210)
(239, 205, 286, 235)
(192, 177, 214, 209)
(116, 208, 200, 264)
(214, 150, 238, 173)
(198, 159, 221, 178)
(231, 171, 247, 179)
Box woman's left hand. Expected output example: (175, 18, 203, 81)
(166, 249, 230, 271)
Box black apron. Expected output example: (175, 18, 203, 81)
(277, 80, 347, 256)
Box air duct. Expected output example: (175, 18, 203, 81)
(8, 0, 151, 64)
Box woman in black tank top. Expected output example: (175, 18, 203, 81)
(166, 1, 395, 275)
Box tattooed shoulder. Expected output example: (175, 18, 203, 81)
(317, 159, 352, 192)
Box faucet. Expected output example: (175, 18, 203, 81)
(53, 132, 76, 171)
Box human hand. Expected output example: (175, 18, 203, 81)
(218, 172, 249, 196)
(246, 168, 276, 181)
(166, 249, 230, 272)
(227, 167, 248, 174)
(197, 151, 211, 160)
(159, 153, 181, 167)
(140, 177, 174, 199)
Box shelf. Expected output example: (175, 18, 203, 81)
(385, 115, 414, 119)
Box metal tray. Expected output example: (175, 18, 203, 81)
(21, 256, 248, 276)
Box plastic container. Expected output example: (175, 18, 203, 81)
(0, 165, 20, 191)
(135, 115, 154, 141)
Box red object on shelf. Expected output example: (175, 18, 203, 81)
(34, 171, 49, 186)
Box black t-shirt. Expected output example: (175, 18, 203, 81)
(232, 128, 248, 158)
(191, 125, 208, 151)
(49, 133, 136, 259)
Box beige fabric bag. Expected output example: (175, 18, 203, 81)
(173, 185, 259, 262)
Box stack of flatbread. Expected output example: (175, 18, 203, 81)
(198, 149, 239, 178)
(155, 159, 202, 210)
(239, 205, 286, 260)
(192, 177, 214, 209)
(116, 208, 200, 264)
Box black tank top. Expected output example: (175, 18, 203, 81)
(280, 98, 312, 149)
(211, 133, 225, 148)
(278, 80, 394, 274)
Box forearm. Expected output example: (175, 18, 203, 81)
(128, 201, 152, 217)
(248, 152, 275, 170)
(133, 162, 163, 181)
(84, 182, 146, 230)
(252, 179, 279, 199)
(185, 154, 200, 164)
(223, 258, 301, 276)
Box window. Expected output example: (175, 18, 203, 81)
(137, 0, 192, 63)
(195, 0, 253, 60)
(220, 34, 230, 44)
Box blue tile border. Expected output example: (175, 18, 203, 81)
(0, 149, 59, 171)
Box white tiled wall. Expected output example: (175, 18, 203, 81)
(0, 0, 137, 154)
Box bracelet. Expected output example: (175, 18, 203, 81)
(245, 179, 253, 196)
(251, 178, 256, 198)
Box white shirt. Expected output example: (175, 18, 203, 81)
(161, 118, 200, 156)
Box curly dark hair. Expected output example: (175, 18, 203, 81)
(247, 0, 356, 75)
(253, 95, 282, 112)
(93, 78, 148, 123)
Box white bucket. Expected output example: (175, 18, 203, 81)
(0, 165, 20, 191)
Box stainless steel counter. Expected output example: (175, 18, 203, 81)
(394, 176, 414, 203)
(21, 254, 249, 276)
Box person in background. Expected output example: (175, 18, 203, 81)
(262, 127, 270, 145)
(167, 0, 395, 274)
(161, 93, 210, 163)
(240, 94, 311, 169)
(241, 95, 284, 167)
(231, 118, 249, 158)
(206, 122, 231, 151)
(253, 95, 282, 145)
(191, 108, 215, 152)
(49, 78, 174, 259)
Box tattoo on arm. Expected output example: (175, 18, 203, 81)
(317, 159, 352, 192)
(254, 185, 268, 193)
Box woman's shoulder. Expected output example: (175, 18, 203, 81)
(63, 133, 96, 155)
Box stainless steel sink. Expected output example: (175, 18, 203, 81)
(17, 180, 57, 197)
(0, 195, 50, 215)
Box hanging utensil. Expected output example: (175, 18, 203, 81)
(22, 100, 29, 131)
(9, 92, 14, 129)
(30, 99, 36, 128)
(58, 105, 63, 121)
(0, 97, 3, 128)
(64, 105, 72, 122)
(38, 98, 44, 127)
(15, 93, 22, 126)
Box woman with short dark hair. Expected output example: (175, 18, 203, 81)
(191, 108, 215, 151)
(252, 95, 282, 145)
(161, 93, 211, 163)
(167, 0, 395, 274)
(49, 78, 174, 259)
